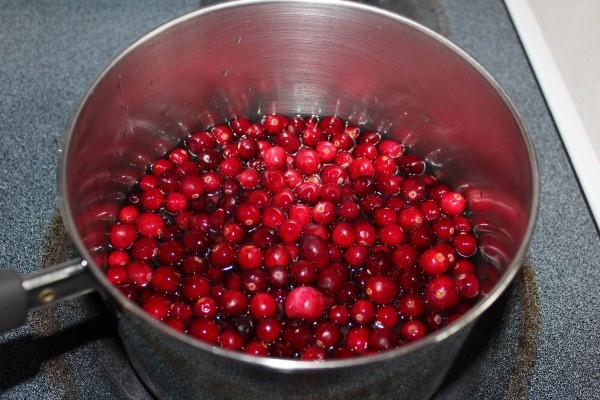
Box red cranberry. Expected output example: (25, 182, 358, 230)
(397, 154, 425, 176)
(331, 222, 356, 248)
(193, 296, 217, 318)
(169, 301, 193, 324)
(365, 276, 399, 304)
(151, 158, 174, 175)
(235, 202, 261, 227)
(440, 191, 467, 216)
(249, 292, 277, 319)
(398, 207, 424, 231)
(454, 273, 481, 299)
(255, 318, 282, 343)
(299, 235, 331, 270)
(348, 158, 376, 180)
(109, 222, 138, 249)
(377, 139, 403, 158)
(106, 265, 128, 286)
(350, 299, 376, 325)
(236, 245, 263, 270)
(187, 131, 216, 154)
(220, 329, 246, 351)
(219, 290, 248, 317)
(283, 321, 314, 352)
(143, 295, 170, 320)
(264, 244, 291, 269)
(400, 320, 427, 342)
(108, 250, 130, 267)
(130, 237, 159, 260)
(425, 275, 461, 311)
(418, 246, 452, 276)
(156, 241, 185, 265)
(209, 242, 236, 268)
(375, 305, 399, 329)
(377, 224, 404, 247)
(397, 293, 425, 319)
(353, 143, 378, 160)
(345, 326, 370, 354)
(284, 286, 325, 322)
(357, 130, 381, 145)
(118, 205, 140, 223)
(271, 189, 296, 210)
(452, 232, 478, 257)
(189, 317, 220, 344)
(294, 148, 322, 174)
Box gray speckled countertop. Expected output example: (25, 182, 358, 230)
(0, 1, 598, 399)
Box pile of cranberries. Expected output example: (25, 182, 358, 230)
(104, 114, 481, 360)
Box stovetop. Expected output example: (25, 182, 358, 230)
(0, 1, 598, 399)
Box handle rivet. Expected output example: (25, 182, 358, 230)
(39, 288, 56, 304)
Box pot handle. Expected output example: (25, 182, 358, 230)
(0, 259, 95, 331)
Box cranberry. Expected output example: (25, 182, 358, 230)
(189, 317, 220, 344)
(151, 158, 174, 175)
(350, 299, 376, 325)
(220, 329, 246, 351)
(400, 176, 427, 204)
(425, 275, 461, 311)
(365, 276, 399, 304)
(263, 244, 290, 269)
(299, 235, 330, 270)
(109, 222, 138, 249)
(331, 222, 356, 248)
(348, 158, 376, 180)
(316, 266, 344, 296)
(357, 130, 381, 145)
(453, 259, 476, 275)
(375, 305, 399, 329)
(455, 273, 481, 299)
(219, 290, 248, 317)
(255, 318, 282, 343)
(249, 292, 277, 319)
(182, 275, 211, 301)
(209, 242, 236, 268)
(365, 251, 392, 275)
(397, 293, 425, 319)
(193, 296, 217, 318)
(418, 246, 451, 276)
(440, 191, 467, 216)
(289, 260, 317, 286)
(236, 245, 263, 270)
(397, 154, 425, 175)
(285, 286, 325, 322)
(182, 231, 210, 255)
(106, 265, 128, 286)
(294, 148, 322, 174)
(130, 237, 159, 260)
(377, 224, 404, 247)
(353, 143, 378, 160)
(271, 189, 296, 210)
(187, 131, 216, 154)
(400, 320, 427, 342)
(287, 204, 311, 227)
(143, 295, 170, 320)
(283, 321, 314, 352)
(345, 326, 370, 354)
(377, 139, 403, 158)
(235, 202, 261, 227)
(452, 232, 478, 257)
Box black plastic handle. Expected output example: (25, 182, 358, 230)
(0, 269, 29, 331)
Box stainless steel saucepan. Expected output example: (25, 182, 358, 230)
(0, 1, 539, 399)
